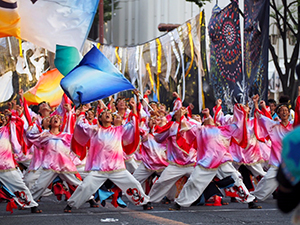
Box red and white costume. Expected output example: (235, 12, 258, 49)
(148, 120, 197, 203)
(67, 112, 149, 208)
(0, 114, 38, 209)
(175, 104, 256, 207)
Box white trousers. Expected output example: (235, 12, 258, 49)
(251, 166, 278, 201)
(31, 170, 82, 201)
(23, 168, 43, 189)
(133, 163, 161, 184)
(23, 168, 52, 197)
(148, 164, 194, 203)
(0, 170, 38, 208)
(125, 158, 139, 174)
(245, 164, 267, 177)
(175, 163, 255, 207)
(67, 170, 149, 208)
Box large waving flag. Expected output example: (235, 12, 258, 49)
(24, 69, 64, 107)
(61, 46, 135, 106)
(0, 0, 20, 38)
(54, 45, 82, 76)
(0, 0, 99, 52)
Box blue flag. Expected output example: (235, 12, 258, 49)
(61, 46, 135, 106)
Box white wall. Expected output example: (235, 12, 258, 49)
(107, 0, 200, 46)
(105, 0, 298, 92)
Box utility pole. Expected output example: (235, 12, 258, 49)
(111, 0, 114, 44)
(99, 0, 104, 43)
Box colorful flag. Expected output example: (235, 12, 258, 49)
(23, 69, 64, 107)
(244, 0, 269, 102)
(61, 46, 135, 106)
(0, 0, 20, 38)
(54, 45, 82, 76)
(208, 2, 243, 114)
(0, 0, 99, 52)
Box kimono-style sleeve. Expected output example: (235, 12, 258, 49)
(176, 117, 198, 154)
(172, 98, 182, 112)
(213, 105, 234, 125)
(52, 94, 73, 132)
(221, 104, 247, 148)
(26, 123, 44, 149)
(153, 121, 176, 143)
(73, 113, 97, 146)
(122, 112, 140, 156)
(10, 115, 28, 161)
(254, 110, 276, 142)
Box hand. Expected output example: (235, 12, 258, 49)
(79, 104, 89, 113)
(259, 100, 266, 109)
(7, 100, 16, 110)
(4, 109, 12, 116)
(129, 98, 137, 114)
(64, 103, 72, 112)
(252, 94, 259, 109)
(133, 89, 139, 97)
(144, 90, 151, 96)
(172, 92, 179, 99)
(252, 94, 259, 104)
(129, 97, 136, 108)
(19, 89, 24, 100)
(16, 105, 24, 116)
(201, 108, 210, 117)
(189, 103, 194, 110)
(216, 99, 222, 107)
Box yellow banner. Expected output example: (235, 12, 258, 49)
(156, 38, 162, 102)
(185, 23, 194, 77)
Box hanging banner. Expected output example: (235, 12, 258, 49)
(208, 2, 243, 113)
(244, 0, 269, 104)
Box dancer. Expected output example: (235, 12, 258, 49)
(251, 94, 300, 201)
(27, 115, 85, 211)
(0, 110, 39, 213)
(169, 106, 261, 210)
(65, 97, 149, 213)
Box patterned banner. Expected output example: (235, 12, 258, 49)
(208, 2, 243, 113)
(244, 0, 269, 105)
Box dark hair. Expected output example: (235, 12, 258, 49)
(37, 101, 50, 115)
(275, 104, 290, 115)
(115, 97, 126, 110)
(268, 99, 277, 105)
(279, 95, 290, 104)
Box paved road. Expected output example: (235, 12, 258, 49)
(0, 195, 293, 225)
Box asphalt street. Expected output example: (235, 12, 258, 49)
(0, 194, 294, 225)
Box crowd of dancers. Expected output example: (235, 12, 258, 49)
(0, 88, 299, 214)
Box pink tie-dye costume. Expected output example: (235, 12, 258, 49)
(214, 106, 268, 165)
(0, 115, 25, 171)
(178, 104, 247, 169)
(74, 113, 139, 172)
(254, 113, 293, 167)
(26, 125, 78, 173)
(139, 127, 169, 171)
(154, 121, 196, 167)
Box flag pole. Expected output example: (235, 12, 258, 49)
(138, 93, 154, 112)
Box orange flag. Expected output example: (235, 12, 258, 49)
(24, 69, 64, 107)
